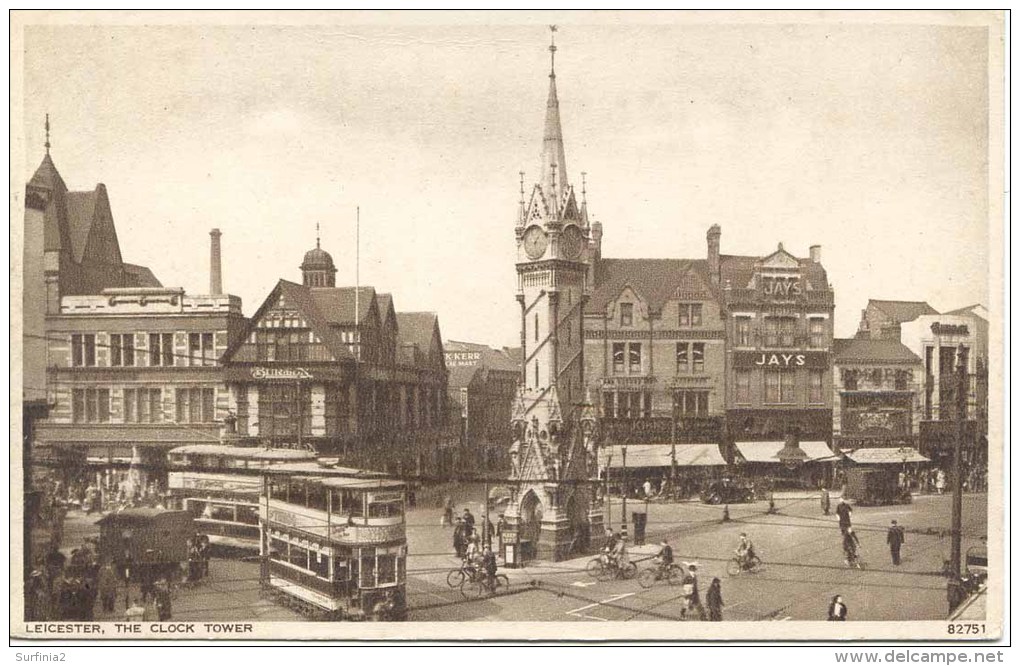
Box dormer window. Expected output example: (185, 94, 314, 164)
(619, 303, 633, 327)
(679, 303, 703, 327)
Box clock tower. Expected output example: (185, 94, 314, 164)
(505, 28, 603, 563)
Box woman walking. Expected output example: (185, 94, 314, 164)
(706, 578, 724, 621)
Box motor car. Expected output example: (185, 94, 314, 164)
(700, 479, 754, 505)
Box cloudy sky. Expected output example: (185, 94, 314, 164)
(18, 12, 996, 346)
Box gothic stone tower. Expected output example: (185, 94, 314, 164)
(505, 29, 603, 562)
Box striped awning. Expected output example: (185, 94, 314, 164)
(735, 441, 838, 463)
(845, 447, 929, 464)
(599, 444, 726, 469)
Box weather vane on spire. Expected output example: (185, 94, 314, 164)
(316, 222, 320, 249)
(44, 113, 50, 155)
(549, 25, 558, 75)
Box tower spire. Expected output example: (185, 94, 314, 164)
(316, 222, 320, 249)
(44, 113, 50, 155)
(540, 26, 568, 205)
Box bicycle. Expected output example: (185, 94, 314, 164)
(845, 550, 866, 570)
(593, 558, 637, 582)
(446, 560, 481, 588)
(726, 554, 766, 576)
(461, 573, 510, 598)
(638, 562, 685, 588)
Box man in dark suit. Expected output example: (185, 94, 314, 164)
(887, 519, 906, 565)
(835, 497, 853, 534)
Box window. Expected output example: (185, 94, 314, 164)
(763, 318, 779, 347)
(377, 554, 397, 585)
(123, 388, 163, 423)
(642, 392, 653, 419)
(72, 388, 110, 423)
(324, 385, 349, 436)
(779, 318, 796, 347)
(735, 370, 752, 404)
(691, 343, 705, 373)
(71, 334, 96, 367)
(612, 343, 626, 373)
(675, 391, 709, 417)
(602, 392, 615, 419)
(808, 318, 825, 349)
(676, 343, 689, 373)
(149, 333, 174, 366)
(679, 303, 703, 327)
(110, 334, 135, 367)
(736, 317, 752, 347)
(176, 388, 216, 423)
(895, 370, 909, 391)
(534, 361, 539, 387)
(534, 314, 539, 342)
(809, 370, 824, 404)
(189, 332, 216, 366)
(842, 369, 858, 391)
(765, 369, 795, 404)
(619, 303, 633, 327)
(628, 343, 642, 373)
(258, 384, 312, 438)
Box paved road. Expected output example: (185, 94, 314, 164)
(406, 492, 987, 622)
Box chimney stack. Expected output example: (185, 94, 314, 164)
(707, 224, 721, 284)
(809, 244, 821, 263)
(209, 228, 223, 296)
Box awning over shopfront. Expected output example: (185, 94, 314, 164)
(599, 444, 726, 469)
(844, 447, 929, 464)
(735, 441, 838, 463)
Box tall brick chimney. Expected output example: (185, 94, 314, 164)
(707, 224, 721, 284)
(210, 228, 223, 296)
(810, 244, 821, 263)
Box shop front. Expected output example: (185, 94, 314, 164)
(732, 440, 839, 490)
(598, 443, 727, 499)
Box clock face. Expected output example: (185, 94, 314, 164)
(560, 225, 584, 260)
(523, 226, 548, 260)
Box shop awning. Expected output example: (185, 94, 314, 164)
(599, 444, 726, 469)
(844, 447, 929, 464)
(735, 441, 838, 463)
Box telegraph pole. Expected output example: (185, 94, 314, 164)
(950, 345, 967, 578)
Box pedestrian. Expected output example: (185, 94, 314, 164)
(496, 514, 507, 553)
(936, 469, 946, 495)
(820, 487, 831, 516)
(835, 497, 853, 534)
(706, 578, 724, 621)
(681, 563, 704, 621)
(827, 594, 848, 621)
(887, 519, 906, 566)
(453, 517, 467, 558)
(124, 598, 147, 622)
(198, 536, 211, 578)
(643, 478, 652, 499)
(153, 579, 172, 621)
(442, 496, 454, 527)
(98, 562, 118, 613)
(481, 516, 495, 548)
(462, 508, 476, 534)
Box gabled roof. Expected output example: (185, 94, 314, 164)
(122, 263, 162, 288)
(222, 279, 355, 364)
(376, 293, 395, 322)
(308, 286, 377, 325)
(943, 304, 987, 320)
(833, 337, 922, 364)
(586, 258, 714, 313)
(444, 340, 521, 390)
(397, 312, 439, 351)
(868, 299, 938, 324)
(65, 190, 99, 263)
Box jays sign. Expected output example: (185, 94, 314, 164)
(760, 276, 803, 300)
(734, 351, 829, 368)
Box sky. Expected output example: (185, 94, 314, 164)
(18, 14, 994, 347)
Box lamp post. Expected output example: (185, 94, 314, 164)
(670, 400, 678, 501)
(950, 344, 967, 579)
(621, 444, 628, 538)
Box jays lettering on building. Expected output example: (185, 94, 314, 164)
(732, 351, 829, 368)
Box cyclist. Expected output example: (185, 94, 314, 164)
(611, 535, 630, 575)
(603, 528, 619, 566)
(655, 540, 675, 578)
(842, 527, 861, 566)
(735, 533, 757, 570)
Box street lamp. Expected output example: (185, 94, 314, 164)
(621, 444, 628, 538)
(775, 431, 809, 470)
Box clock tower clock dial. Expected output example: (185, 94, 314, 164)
(523, 226, 549, 260)
(559, 225, 583, 260)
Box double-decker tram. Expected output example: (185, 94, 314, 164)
(260, 463, 408, 621)
(166, 445, 316, 550)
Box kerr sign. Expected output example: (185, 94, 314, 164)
(734, 351, 829, 368)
